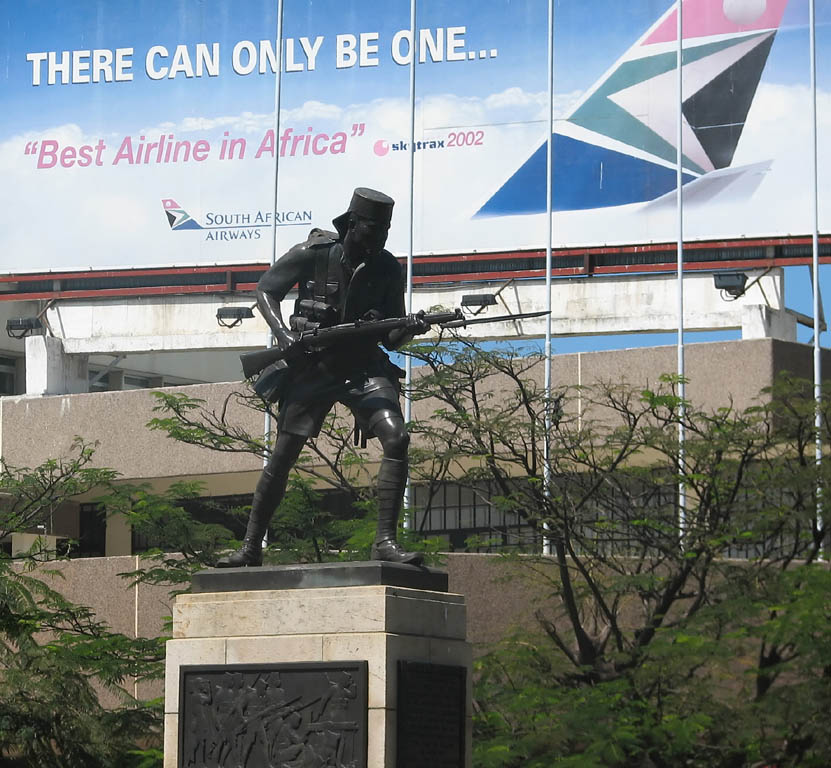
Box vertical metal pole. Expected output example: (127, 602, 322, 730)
(809, 0, 823, 552)
(676, 0, 687, 539)
(542, 0, 554, 556)
(403, 0, 417, 521)
(133, 555, 139, 698)
(261, 0, 285, 546)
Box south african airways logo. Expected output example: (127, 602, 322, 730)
(162, 199, 313, 241)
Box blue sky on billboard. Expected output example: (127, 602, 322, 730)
(3, 1, 828, 139)
(8, 1, 826, 130)
(3, 1, 277, 133)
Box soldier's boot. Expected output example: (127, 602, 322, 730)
(370, 457, 424, 566)
(216, 466, 283, 568)
(216, 433, 306, 568)
(215, 510, 268, 568)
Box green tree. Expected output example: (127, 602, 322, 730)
(403, 339, 830, 768)
(0, 437, 244, 767)
(0, 439, 163, 767)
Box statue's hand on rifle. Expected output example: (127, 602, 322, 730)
(257, 288, 300, 353)
(406, 310, 431, 336)
(385, 310, 430, 349)
(279, 330, 319, 366)
(273, 325, 299, 353)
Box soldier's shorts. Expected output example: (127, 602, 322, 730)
(276, 353, 403, 438)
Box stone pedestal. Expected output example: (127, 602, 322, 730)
(164, 562, 472, 768)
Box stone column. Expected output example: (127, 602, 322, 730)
(163, 562, 472, 768)
(24, 335, 89, 395)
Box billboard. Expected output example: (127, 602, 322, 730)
(1, 0, 826, 273)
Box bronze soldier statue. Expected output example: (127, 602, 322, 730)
(218, 187, 429, 568)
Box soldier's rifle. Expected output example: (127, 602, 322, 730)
(239, 308, 549, 380)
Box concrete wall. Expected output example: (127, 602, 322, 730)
(24, 335, 89, 395)
(1, 338, 826, 486)
(11, 551, 558, 709)
(1, 338, 827, 556)
(22, 555, 174, 703)
(34, 271, 789, 358)
(0, 381, 264, 484)
(15, 551, 560, 710)
(24, 552, 565, 657)
(19, 550, 652, 666)
(3, 269, 800, 396)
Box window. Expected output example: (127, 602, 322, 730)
(132, 494, 253, 554)
(124, 375, 150, 390)
(88, 370, 111, 392)
(0, 356, 18, 395)
(412, 481, 540, 553)
(77, 503, 107, 557)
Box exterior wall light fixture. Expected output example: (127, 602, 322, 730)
(216, 306, 255, 329)
(713, 272, 748, 299)
(461, 294, 497, 312)
(6, 317, 44, 339)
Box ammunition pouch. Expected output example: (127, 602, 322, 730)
(290, 298, 340, 334)
(253, 360, 292, 403)
(296, 298, 338, 324)
(289, 240, 344, 335)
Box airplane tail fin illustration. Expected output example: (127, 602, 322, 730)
(162, 198, 203, 230)
(477, 0, 790, 217)
(569, 0, 790, 174)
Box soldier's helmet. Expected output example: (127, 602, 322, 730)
(333, 187, 394, 237)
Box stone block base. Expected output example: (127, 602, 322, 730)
(164, 570, 471, 768)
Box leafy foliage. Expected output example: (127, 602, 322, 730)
(0, 441, 165, 767)
(105, 480, 236, 590)
(0, 437, 119, 542)
(404, 339, 831, 767)
(260, 474, 371, 564)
